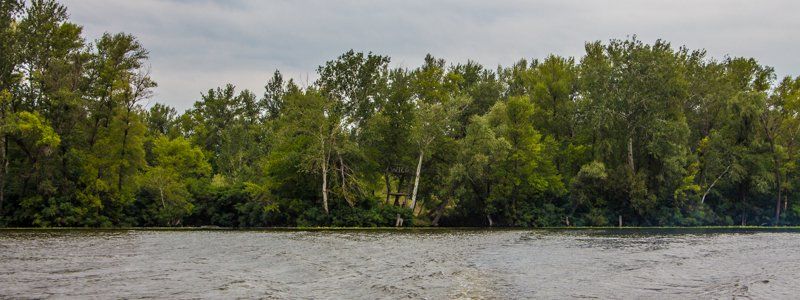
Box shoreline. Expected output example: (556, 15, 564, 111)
(2, 226, 800, 232)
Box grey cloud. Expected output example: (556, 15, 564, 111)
(60, 0, 800, 111)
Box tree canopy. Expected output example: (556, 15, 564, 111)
(2, 0, 800, 227)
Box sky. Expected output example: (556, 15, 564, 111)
(60, 0, 800, 111)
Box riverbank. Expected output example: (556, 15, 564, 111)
(2, 226, 800, 232)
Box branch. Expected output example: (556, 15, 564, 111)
(701, 163, 731, 204)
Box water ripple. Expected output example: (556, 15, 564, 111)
(1, 229, 798, 299)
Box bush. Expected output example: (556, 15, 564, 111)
(330, 197, 412, 227)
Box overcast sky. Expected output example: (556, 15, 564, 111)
(60, 0, 800, 111)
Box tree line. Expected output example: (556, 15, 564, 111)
(2, 0, 800, 227)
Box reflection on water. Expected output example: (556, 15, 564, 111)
(1, 229, 798, 299)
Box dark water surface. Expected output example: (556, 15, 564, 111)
(1, 228, 798, 299)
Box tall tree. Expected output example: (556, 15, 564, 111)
(271, 88, 346, 214)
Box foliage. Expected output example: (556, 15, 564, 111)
(2, 1, 800, 227)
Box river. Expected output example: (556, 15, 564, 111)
(1, 228, 798, 299)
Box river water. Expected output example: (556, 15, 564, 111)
(1, 228, 798, 299)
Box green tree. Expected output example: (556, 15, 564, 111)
(270, 88, 347, 214)
(580, 38, 692, 223)
(182, 84, 265, 181)
(140, 136, 210, 225)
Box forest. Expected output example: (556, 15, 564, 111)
(2, 1, 800, 228)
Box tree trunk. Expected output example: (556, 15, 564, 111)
(322, 157, 329, 214)
(394, 176, 405, 206)
(159, 186, 166, 209)
(511, 188, 518, 226)
(384, 171, 391, 204)
(0, 135, 5, 214)
(119, 111, 131, 193)
(774, 169, 782, 226)
(701, 163, 731, 204)
(409, 150, 424, 214)
(338, 152, 353, 207)
(627, 137, 635, 173)
(741, 192, 747, 226)
(431, 197, 450, 227)
(784, 195, 788, 213)
(414, 198, 424, 216)
(88, 116, 101, 147)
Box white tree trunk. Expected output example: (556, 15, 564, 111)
(319, 132, 330, 214)
(338, 152, 353, 207)
(322, 157, 329, 214)
(701, 164, 731, 204)
(159, 186, 166, 209)
(410, 149, 424, 214)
